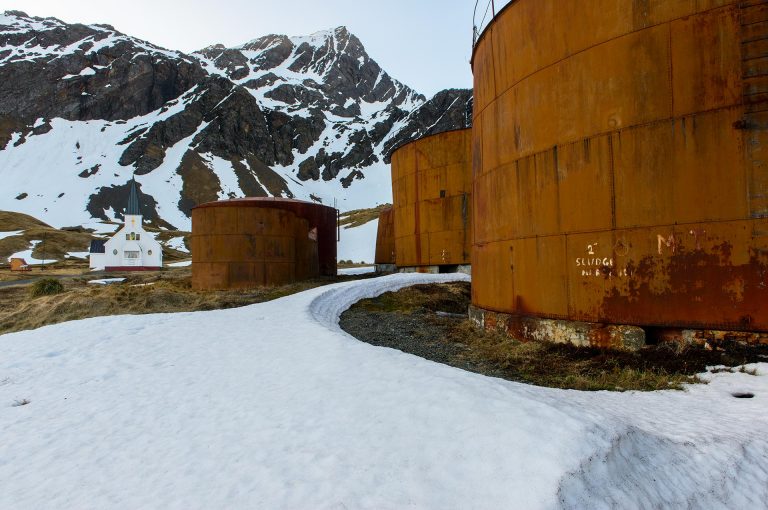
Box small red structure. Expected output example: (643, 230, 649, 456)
(9, 258, 31, 272)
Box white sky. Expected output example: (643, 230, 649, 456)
(4, 0, 481, 97)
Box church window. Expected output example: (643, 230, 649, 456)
(124, 251, 140, 259)
(147, 250, 152, 256)
(113, 249, 118, 255)
(125, 234, 130, 240)
(136, 233, 141, 240)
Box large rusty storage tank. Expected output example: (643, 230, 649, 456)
(471, 0, 768, 343)
(391, 129, 473, 272)
(192, 198, 337, 290)
(374, 206, 396, 269)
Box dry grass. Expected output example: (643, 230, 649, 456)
(0, 266, 89, 282)
(344, 282, 768, 392)
(449, 322, 695, 391)
(0, 268, 374, 335)
(0, 210, 50, 230)
(338, 205, 391, 229)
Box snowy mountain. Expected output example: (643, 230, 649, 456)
(0, 11, 472, 231)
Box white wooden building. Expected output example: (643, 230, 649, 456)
(89, 179, 163, 271)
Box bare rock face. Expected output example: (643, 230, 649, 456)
(0, 12, 206, 124)
(0, 11, 472, 229)
(382, 89, 474, 161)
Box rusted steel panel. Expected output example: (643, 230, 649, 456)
(574, 219, 768, 330)
(612, 108, 747, 228)
(474, 219, 768, 331)
(670, 6, 741, 117)
(510, 236, 570, 318)
(474, 0, 737, 90)
(191, 198, 337, 290)
(472, 241, 517, 312)
(391, 129, 472, 268)
(746, 111, 768, 218)
(468, 40, 496, 125)
(374, 207, 395, 265)
(740, 2, 768, 25)
(471, 0, 768, 332)
(556, 136, 615, 233)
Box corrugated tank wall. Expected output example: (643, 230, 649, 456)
(471, 0, 768, 331)
(374, 206, 395, 265)
(390, 129, 473, 269)
(191, 198, 337, 290)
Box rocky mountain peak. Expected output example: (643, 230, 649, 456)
(195, 24, 423, 113)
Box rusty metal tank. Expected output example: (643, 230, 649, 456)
(374, 206, 395, 265)
(390, 129, 472, 270)
(191, 198, 337, 290)
(471, 0, 768, 334)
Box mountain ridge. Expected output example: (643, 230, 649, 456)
(0, 10, 472, 231)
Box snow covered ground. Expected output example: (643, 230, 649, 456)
(338, 266, 376, 275)
(337, 219, 378, 264)
(1, 273, 767, 509)
(0, 230, 23, 240)
(87, 278, 126, 285)
(166, 260, 192, 267)
(7, 240, 57, 265)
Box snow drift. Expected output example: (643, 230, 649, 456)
(0, 273, 766, 509)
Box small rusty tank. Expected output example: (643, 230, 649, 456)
(191, 198, 337, 290)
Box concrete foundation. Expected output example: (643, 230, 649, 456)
(650, 328, 768, 349)
(469, 305, 646, 351)
(469, 305, 768, 351)
(375, 264, 397, 274)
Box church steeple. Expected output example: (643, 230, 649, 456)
(126, 176, 140, 216)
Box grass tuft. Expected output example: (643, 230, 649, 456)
(30, 278, 64, 297)
(338, 205, 391, 229)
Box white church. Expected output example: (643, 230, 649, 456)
(89, 178, 163, 271)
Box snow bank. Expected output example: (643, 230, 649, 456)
(167, 260, 192, 267)
(0, 273, 766, 509)
(0, 230, 23, 241)
(87, 278, 126, 285)
(337, 219, 378, 264)
(338, 266, 375, 275)
(7, 240, 56, 265)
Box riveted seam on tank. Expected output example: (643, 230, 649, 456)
(480, 217, 768, 247)
(480, 105, 745, 197)
(472, 4, 742, 120)
(608, 135, 617, 231)
(666, 22, 675, 119)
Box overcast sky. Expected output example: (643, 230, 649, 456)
(5, 0, 482, 97)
